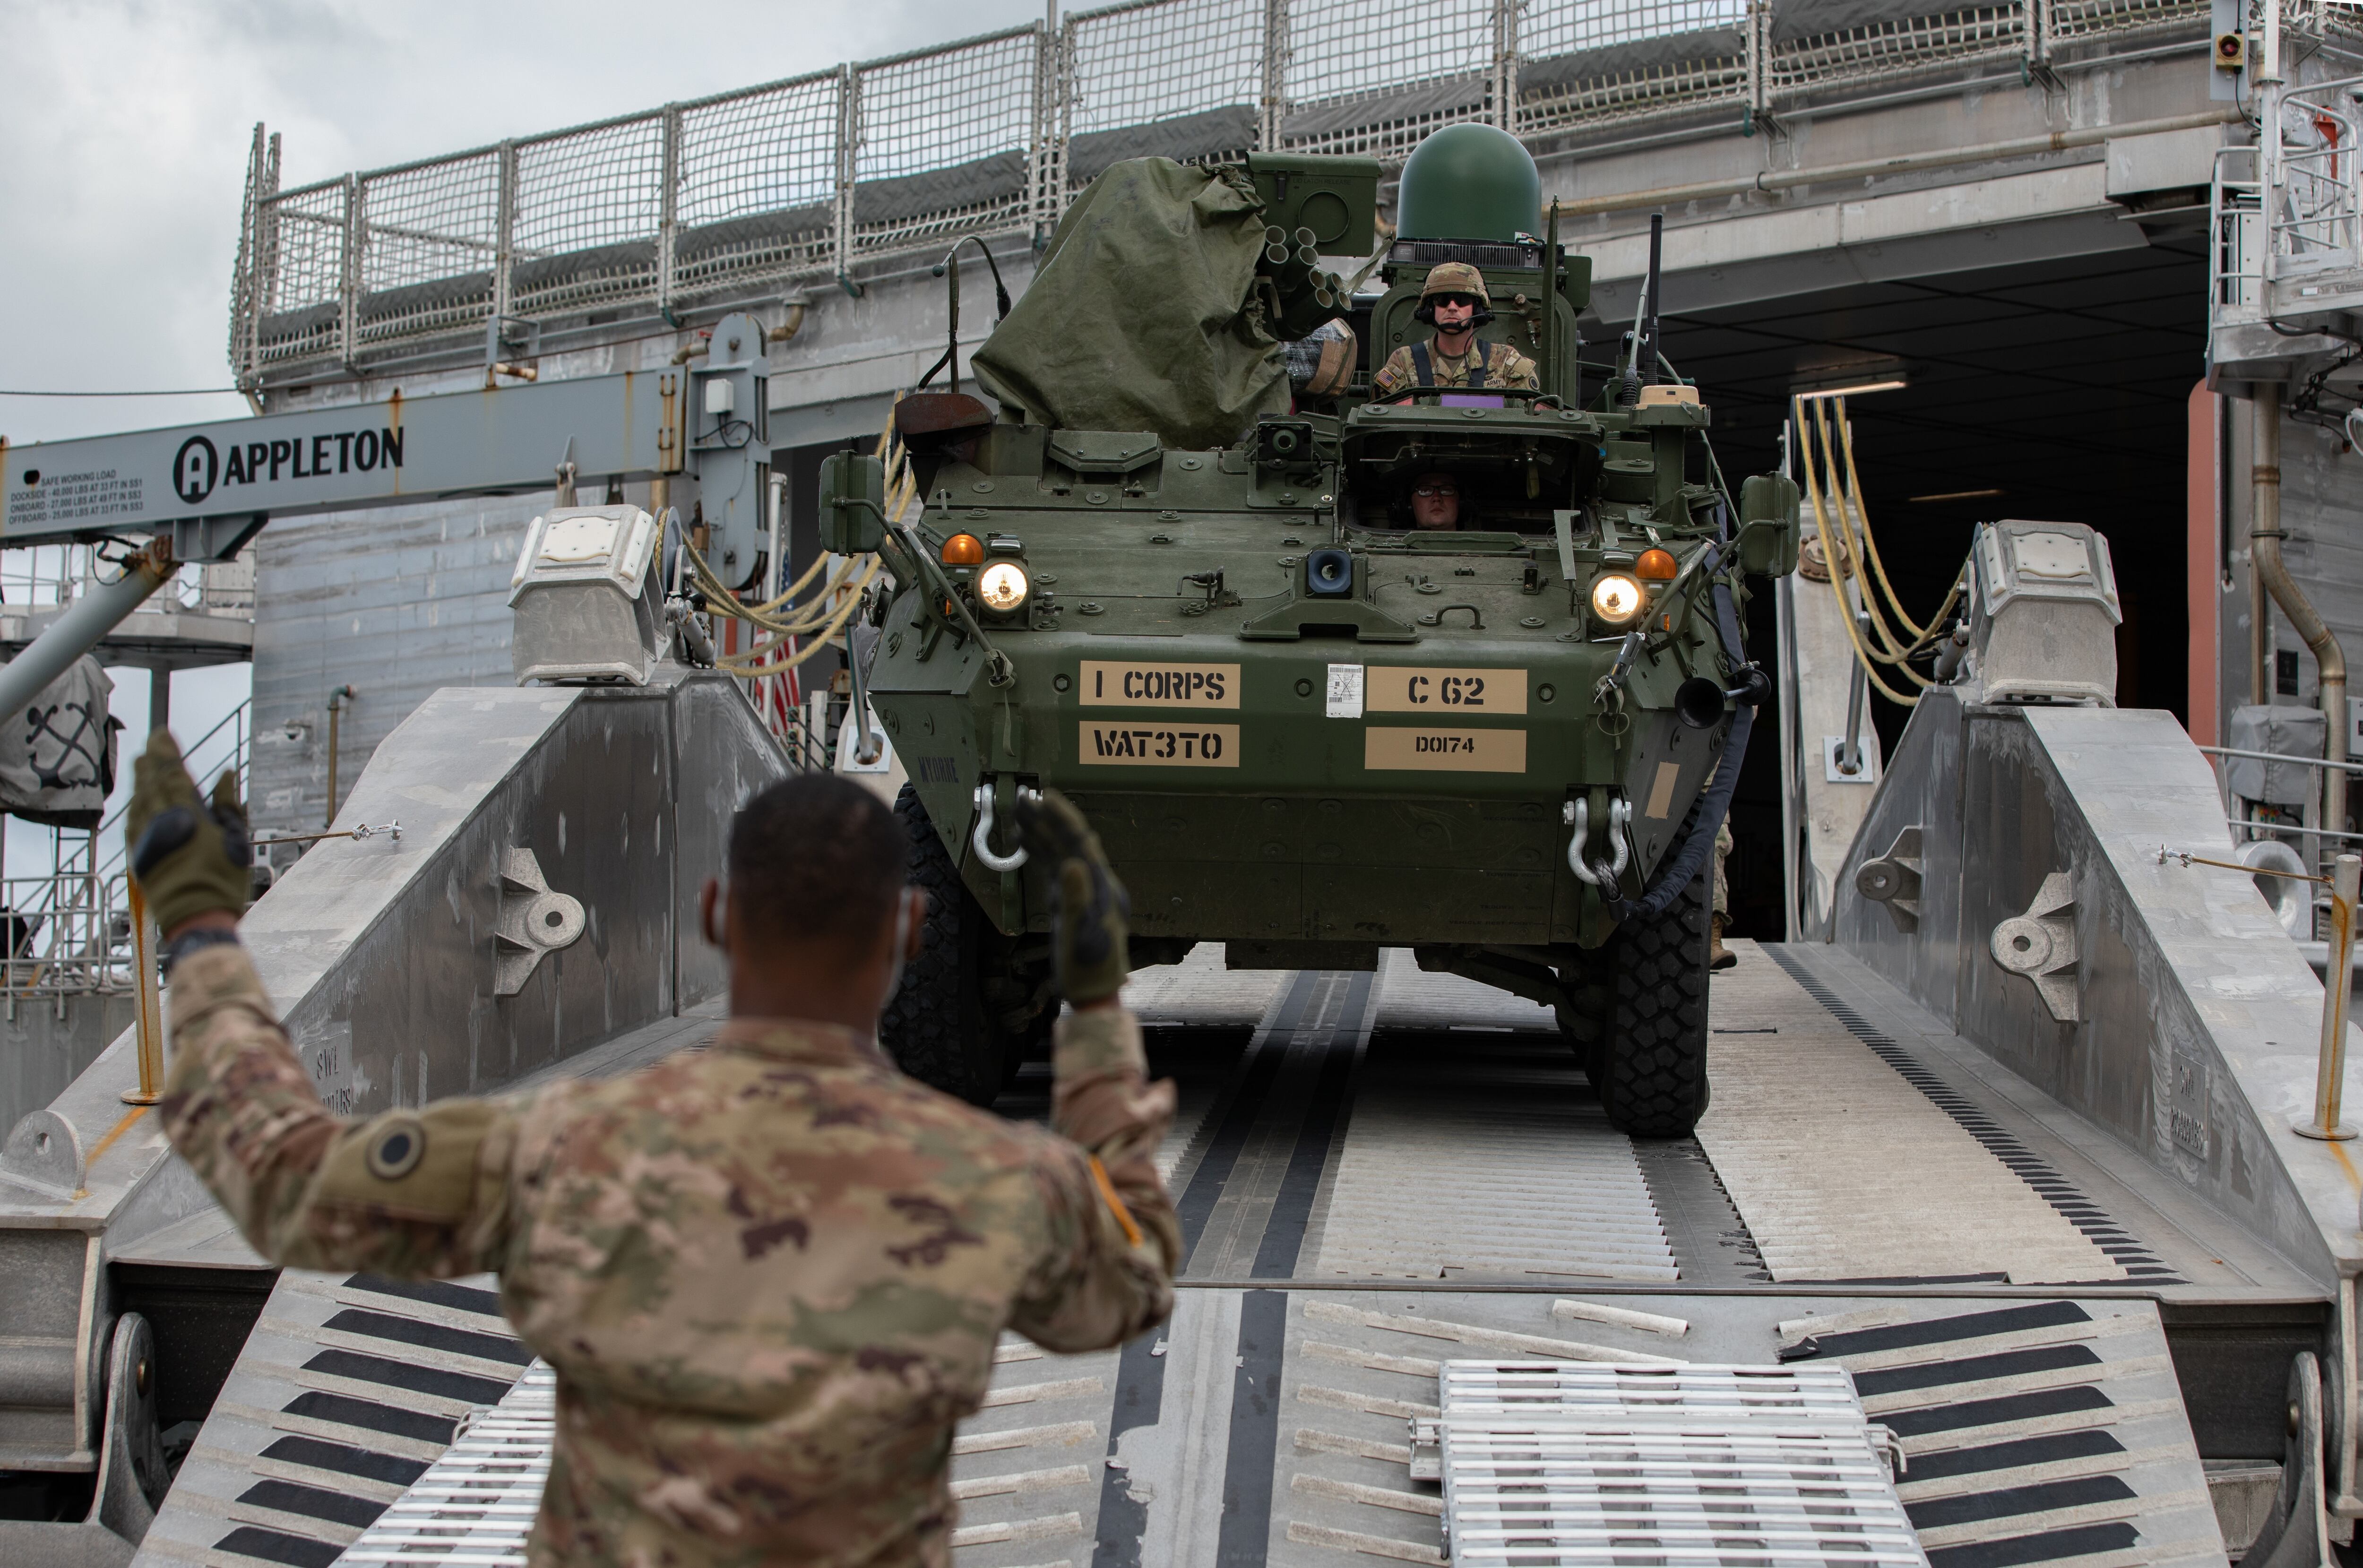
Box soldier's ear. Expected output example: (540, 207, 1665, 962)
(700, 877, 726, 948)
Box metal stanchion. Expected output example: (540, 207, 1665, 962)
(121, 881, 163, 1108)
(2162, 844, 2361, 1140)
(2297, 853, 2362, 1141)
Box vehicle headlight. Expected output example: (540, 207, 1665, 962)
(977, 560, 1030, 614)
(1590, 573, 1644, 625)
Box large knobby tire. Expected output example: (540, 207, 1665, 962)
(1597, 863, 1713, 1138)
(879, 784, 1004, 1105)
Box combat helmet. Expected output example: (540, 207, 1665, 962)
(1413, 261, 1495, 325)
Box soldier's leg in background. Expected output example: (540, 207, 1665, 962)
(1709, 822, 1737, 971)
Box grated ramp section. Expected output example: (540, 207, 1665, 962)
(1699, 947, 2125, 1284)
(1308, 951, 1674, 1284)
(1311, 1040, 1675, 1283)
(1763, 948, 2182, 1285)
(337, 1365, 554, 1566)
(946, 1337, 1120, 1565)
(1256, 1290, 2224, 1568)
(139, 1271, 527, 1568)
(1429, 1363, 1925, 1568)
(1781, 1301, 2225, 1568)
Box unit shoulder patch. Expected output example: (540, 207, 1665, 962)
(365, 1116, 428, 1180)
(314, 1099, 502, 1220)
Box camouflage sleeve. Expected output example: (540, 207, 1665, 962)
(160, 943, 522, 1278)
(1370, 346, 1414, 397)
(1009, 1006, 1181, 1353)
(1498, 345, 1542, 391)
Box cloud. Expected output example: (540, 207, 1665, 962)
(0, 0, 1041, 877)
(0, 0, 1044, 441)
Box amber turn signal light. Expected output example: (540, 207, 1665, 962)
(1636, 547, 1678, 582)
(941, 533, 986, 565)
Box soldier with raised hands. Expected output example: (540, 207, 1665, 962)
(134, 730, 1179, 1568)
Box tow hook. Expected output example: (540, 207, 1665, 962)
(971, 780, 1041, 873)
(1563, 795, 1632, 887)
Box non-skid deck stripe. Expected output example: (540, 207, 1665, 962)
(182, 1273, 532, 1568)
(318, 1307, 533, 1365)
(1175, 972, 1315, 1265)
(1252, 973, 1370, 1279)
(259, 1433, 430, 1488)
(212, 1524, 345, 1566)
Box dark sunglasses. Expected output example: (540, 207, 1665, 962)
(1430, 293, 1481, 310)
(1413, 481, 1458, 498)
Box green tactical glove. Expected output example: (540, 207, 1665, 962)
(1013, 789, 1130, 1007)
(126, 730, 252, 935)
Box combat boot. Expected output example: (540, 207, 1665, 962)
(1709, 914, 1737, 972)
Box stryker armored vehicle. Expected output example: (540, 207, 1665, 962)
(828, 125, 1800, 1137)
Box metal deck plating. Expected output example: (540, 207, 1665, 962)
(133, 938, 2281, 1568)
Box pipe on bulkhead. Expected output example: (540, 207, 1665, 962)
(2251, 383, 2348, 849)
(325, 685, 356, 830)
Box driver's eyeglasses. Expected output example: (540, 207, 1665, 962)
(1413, 482, 1458, 498)
(1431, 294, 1480, 310)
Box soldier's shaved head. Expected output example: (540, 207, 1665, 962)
(730, 775, 906, 947)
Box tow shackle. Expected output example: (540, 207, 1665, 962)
(1563, 795, 1633, 887)
(971, 780, 1041, 873)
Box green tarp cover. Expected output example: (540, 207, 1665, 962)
(970, 158, 1285, 449)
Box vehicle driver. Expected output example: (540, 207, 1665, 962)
(1409, 471, 1463, 530)
(134, 737, 1179, 1568)
(1370, 262, 1540, 399)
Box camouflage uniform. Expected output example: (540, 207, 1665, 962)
(161, 942, 1180, 1568)
(1371, 338, 1540, 398)
(1371, 262, 1541, 398)
(1713, 820, 1733, 920)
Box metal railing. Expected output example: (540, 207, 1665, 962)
(0, 544, 256, 622)
(0, 872, 134, 1001)
(230, 0, 2241, 383)
(2210, 69, 2363, 341)
(0, 699, 250, 1001)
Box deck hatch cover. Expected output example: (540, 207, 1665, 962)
(1426, 1361, 1929, 1568)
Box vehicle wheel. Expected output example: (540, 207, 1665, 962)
(880, 784, 1004, 1105)
(1597, 861, 1713, 1138)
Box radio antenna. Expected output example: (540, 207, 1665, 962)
(1619, 213, 1663, 408)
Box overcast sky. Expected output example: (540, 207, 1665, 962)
(1, 0, 1048, 442)
(0, 0, 1044, 877)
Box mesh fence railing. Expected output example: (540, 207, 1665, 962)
(233, 0, 2224, 379)
(1276, 0, 1502, 160)
(1065, 0, 1261, 137)
(355, 151, 502, 345)
(853, 29, 1043, 255)
(674, 74, 842, 299)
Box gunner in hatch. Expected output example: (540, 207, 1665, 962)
(133, 734, 1178, 1568)
(1370, 262, 1540, 398)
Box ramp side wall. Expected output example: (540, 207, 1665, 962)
(1835, 695, 2359, 1285)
